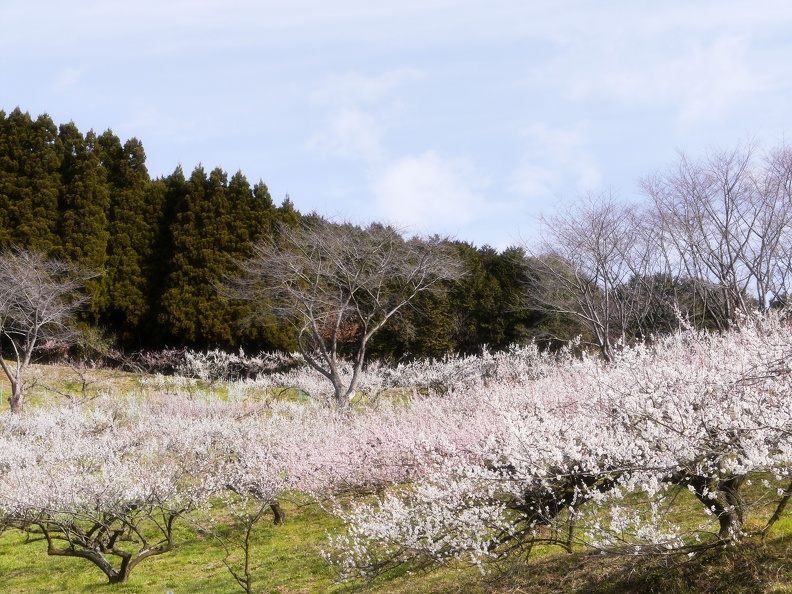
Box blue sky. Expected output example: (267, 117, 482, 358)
(2, 1, 792, 249)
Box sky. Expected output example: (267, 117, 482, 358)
(2, 1, 792, 249)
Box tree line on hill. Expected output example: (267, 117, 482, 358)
(0, 108, 558, 359)
(3, 108, 791, 366)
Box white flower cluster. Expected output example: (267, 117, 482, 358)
(176, 348, 302, 382)
(327, 316, 792, 576)
(0, 318, 789, 582)
(169, 342, 556, 403)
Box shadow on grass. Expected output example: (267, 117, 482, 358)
(480, 536, 792, 594)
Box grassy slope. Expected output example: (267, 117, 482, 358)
(1, 507, 789, 593)
(0, 500, 486, 594)
(0, 365, 790, 593)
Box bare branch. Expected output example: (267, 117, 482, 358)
(224, 218, 464, 407)
(0, 248, 94, 413)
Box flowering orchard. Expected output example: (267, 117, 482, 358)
(0, 318, 790, 587)
(326, 317, 792, 578)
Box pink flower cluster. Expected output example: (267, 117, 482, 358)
(0, 318, 789, 582)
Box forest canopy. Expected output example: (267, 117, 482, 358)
(3, 108, 790, 361)
(0, 108, 548, 357)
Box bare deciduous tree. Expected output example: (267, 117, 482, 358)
(528, 142, 792, 360)
(226, 219, 464, 407)
(526, 193, 656, 361)
(642, 142, 792, 325)
(0, 249, 92, 413)
(743, 145, 792, 307)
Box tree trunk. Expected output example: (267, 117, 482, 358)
(270, 501, 285, 525)
(716, 476, 745, 539)
(45, 540, 127, 583)
(688, 475, 745, 540)
(8, 383, 23, 414)
(333, 383, 346, 410)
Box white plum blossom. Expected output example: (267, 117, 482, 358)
(326, 315, 792, 577)
(0, 317, 789, 585)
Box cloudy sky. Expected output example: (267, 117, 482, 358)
(2, 1, 792, 248)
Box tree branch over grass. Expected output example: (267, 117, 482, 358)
(13, 507, 181, 585)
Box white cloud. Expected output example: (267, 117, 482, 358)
(609, 36, 753, 119)
(372, 151, 487, 230)
(306, 107, 386, 162)
(549, 23, 769, 131)
(674, 36, 761, 127)
(311, 69, 423, 107)
(52, 67, 84, 91)
(510, 122, 601, 198)
(510, 164, 560, 198)
(307, 69, 423, 163)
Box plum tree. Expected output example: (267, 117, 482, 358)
(0, 249, 93, 413)
(226, 218, 464, 408)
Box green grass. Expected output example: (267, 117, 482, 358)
(0, 501, 334, 593)
(0, 500, 488, 594)
(2, 498, 789, 594)
(1, 365, 790, 593)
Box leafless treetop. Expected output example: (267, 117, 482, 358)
(226, 218, 464, 406)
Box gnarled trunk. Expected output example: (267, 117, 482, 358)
(8, 382, 23, 414)
(687, 475, 746, 540)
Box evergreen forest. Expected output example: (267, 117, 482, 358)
(0, 108, 558, 359)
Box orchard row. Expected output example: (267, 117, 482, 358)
(1, 316, 789, 589)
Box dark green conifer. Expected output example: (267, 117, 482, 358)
(159, 166, 239, 346)
(97, 131, 157, 338)
(57, 124, 110, 266)
(0, 109, 62, 251)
